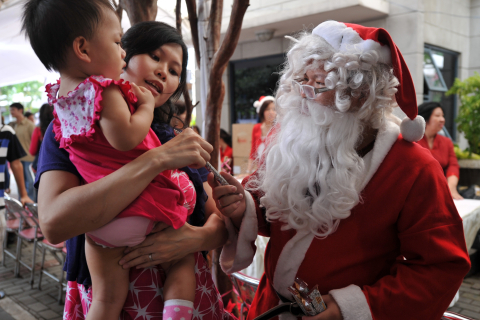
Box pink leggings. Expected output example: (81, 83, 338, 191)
(87, 216, 156, 248)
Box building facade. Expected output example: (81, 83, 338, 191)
(195, 0, 479, 149)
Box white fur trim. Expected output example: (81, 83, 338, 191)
(312, 21, 391, 65)
(359, 119, 400, 191)
(400, 116, 425, 142)
(329, 285, 372, 320)
(272, 230, 315, 298)
(270, 118, 400, 300)
(254, 96, 275, 113)
(220, 191, 259, 274)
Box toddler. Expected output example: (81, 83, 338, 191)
(22, 1, 196, 319)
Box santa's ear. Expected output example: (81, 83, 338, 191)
(72, 36, 91, 63)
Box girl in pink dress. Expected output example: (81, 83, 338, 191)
(23, 1, 196, 320)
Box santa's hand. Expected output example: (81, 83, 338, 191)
(207, 172, 245, 228)
(303, 295, 343, 320)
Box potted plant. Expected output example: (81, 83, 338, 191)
(447, 72, 480, 185)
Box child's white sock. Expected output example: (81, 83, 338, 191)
(163, 299, 194, 320)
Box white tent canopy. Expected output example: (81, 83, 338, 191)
(0, 0, 191, 88)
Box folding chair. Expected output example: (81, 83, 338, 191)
(5, 195, 43, 286)
(230, 272, 259, 320)
(25, 202, 66, 303)
(442, 312, 476, 320)
(1, 194, 22, 268)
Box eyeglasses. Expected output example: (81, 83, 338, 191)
(291, 80, 332, 100)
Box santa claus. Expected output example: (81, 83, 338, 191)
(209, 21, 470, 320)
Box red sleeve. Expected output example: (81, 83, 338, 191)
(29, 127, 42, 156)
(242, 173, 270, 237)
(225, 145, 233, 159)
(445, 138, 460, 178)
(249, 124, 262, 160)
(363, 158, 470, 320)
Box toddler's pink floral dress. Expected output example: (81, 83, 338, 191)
(47, 75, 196, 247)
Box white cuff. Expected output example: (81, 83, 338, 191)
(220, 191, 258, 274)
(329, 285, 372, 320)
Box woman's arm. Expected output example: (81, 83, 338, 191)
(38, 129, 213, 244)
(100, 83, 154, 151)
(119, 181, 229, 269)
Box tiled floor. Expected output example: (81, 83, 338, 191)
(1, 236, 480, 319)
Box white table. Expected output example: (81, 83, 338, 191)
(454, 199, 480, 250)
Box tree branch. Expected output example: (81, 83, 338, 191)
(205, 0, 249, 169)
(185, 0, 200, 67)
(122, 0, 157, 25)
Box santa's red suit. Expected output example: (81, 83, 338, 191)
(220, 119, 470, 320)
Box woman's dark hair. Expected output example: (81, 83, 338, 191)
(220, 129, 232, 148)
(39, 103, 54, 137)
(22, 0, 113, 71)
(121, 21, 188, 125)
(258, 99, 274, 123)
(418, 101, 444, 123)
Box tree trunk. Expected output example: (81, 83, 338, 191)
(201, 0, 250, 314)
(204, 0, 249, 169)
(175, 0, 194, 127)
(120, 0, 157, 25)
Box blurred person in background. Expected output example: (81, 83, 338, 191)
(9, 103, 35, 200)
(417, 102, 462, 200)
(247, 96, 276, 174)
(171, 100, 187, 129)
(219, 129, 233, 173)
(29, 103, 54, 201)
(25, 111, 35, 123)
(192, 125, 201, 135)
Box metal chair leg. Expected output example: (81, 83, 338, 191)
(58, 254, 66, 304)
(14, 236, 22, 277)
(38, 245, 46, 290)
(30, 239, 38, 288)
(2, 229, 7, 268)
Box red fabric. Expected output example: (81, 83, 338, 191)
(29, 126, 42, 156)
(48, 76, 187, 229)
(344, 23, 417, 120)
(244, 137, 470, 320)
(220, 145, 233, 163)
(417, 134, 460, 178)
(249, 124, 262, 160)
(63, 252, 236, 320)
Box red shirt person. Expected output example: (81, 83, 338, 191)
(417, 102, 462, 199)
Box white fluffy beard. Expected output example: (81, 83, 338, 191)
(252, 93, 366, 238)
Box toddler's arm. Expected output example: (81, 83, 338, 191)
(99, 83, 155, 151)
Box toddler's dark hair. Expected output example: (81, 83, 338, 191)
(22, 0, 114, 72)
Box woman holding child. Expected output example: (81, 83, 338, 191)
(23, 0, 231, 319)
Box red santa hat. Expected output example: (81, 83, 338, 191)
(312, 21, 424, 142)
(253, 95, 275, 114)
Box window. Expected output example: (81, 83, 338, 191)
(228, 54, 284, 125)
(423, 45, 459, 140)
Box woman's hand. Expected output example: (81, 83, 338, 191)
(208, 172, 246, 229)
(157, 128, 213, 170)
(119, 222, 200, 269)
(303, 295, 343, 320)
(447, 175, 463, 200)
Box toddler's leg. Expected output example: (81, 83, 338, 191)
(85, 235, 129, 320)
(161, 253, 196, 320)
